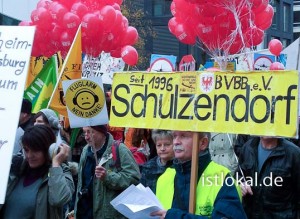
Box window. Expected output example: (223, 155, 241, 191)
(283, 4, 290, 32)
(152, 0, 172, 17)
(281, 39, 289, 48)
(270, 0, 279, 29)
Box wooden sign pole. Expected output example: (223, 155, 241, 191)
(189, 132, 199, 213)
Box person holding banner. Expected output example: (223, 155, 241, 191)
(151, 131, 246, 219)
(74, 125, 140, 219)
(238, 136, 300, 219)
(0, 125, 74, 219)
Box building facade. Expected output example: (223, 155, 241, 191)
(294, 1, 300, 39)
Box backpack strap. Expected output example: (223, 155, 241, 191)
(111, 140, 121, 170)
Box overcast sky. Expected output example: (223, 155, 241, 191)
(0, 0, 38, 21)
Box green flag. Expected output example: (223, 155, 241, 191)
(24, 56, 58, 113)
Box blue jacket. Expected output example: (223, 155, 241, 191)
(165, 150, 246, 219)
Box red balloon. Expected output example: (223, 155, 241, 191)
(71, 2, 88, 19)
(227, 34, 243, 55)
(196, 22, 214, 44)
(111, 3, 121, 11)
(50, 23, 64, 41)
(31, 7, 52, 30)
(49, 3, 68, 21)
(57, 0, 76, 10)
(110, 48, 122, 58)
(170, 1, 176, 16)
(268, 39, 283, 56)
(258, 20, 272, 31)
(82, 13, 103, 38)
(174, 23, 196, 45)
(168, 17, 178, 34)
(254, 4, 274, 29)
(121, 45, 138, 66)
(252, 0, 268, 14)
(100, 5, 117, 30)
(244, 26, 264, 47)
(269, 62, 284, 70)
(37, 0, 52, 9)
(62, 12, 80, 33)
(122, 26, 139, 46)
(60, 31, 72, 51)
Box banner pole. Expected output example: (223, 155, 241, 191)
(189, 132, 199, 213)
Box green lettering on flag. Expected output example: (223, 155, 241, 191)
(24, 56, 58, 113)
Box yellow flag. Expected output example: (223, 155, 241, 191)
(48, 25, 82, 117)
(25, 53, 63, 89)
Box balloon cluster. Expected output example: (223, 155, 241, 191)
(168, 0, 274, 63)
(19, 0, 139, 65)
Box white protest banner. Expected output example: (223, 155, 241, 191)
(0, 26, 35, 204)
(82, 52, 125, 84)
(62, 77, 109, 128)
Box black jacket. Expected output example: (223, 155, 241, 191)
(238, 137, 300, 219)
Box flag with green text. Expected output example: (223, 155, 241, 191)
(24, 56, 58, 113)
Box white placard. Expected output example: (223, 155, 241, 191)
(0, 26, 35, 204)
(82, 52, 125, 84)
(62, 77, 109, 128)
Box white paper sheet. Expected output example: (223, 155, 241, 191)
(111, 184, 163, 219)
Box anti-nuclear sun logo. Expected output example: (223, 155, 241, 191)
(65, 80, 105, 118)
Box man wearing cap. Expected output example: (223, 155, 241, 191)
(74, 125, 140, 219)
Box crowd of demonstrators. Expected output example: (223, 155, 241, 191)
(237, 136, 300, 219)
(73, 125, 140, 219)
(151, 130, 246, 219)
(0, 125, 74, 219)
(140, 129, 174, 193)
(7, 97, 300, 219)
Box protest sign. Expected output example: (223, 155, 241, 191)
(149, 54, 177, 72)
(62, 77, 109, 128)
(179, 55, 196, 71)
(110, 71, 298, 138)
(82, 52, 125, 84)
(0, 26, 35, 204)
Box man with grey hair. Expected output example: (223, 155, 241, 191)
(151, 130, 246, 219)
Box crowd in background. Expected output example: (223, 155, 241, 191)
(0, 96, 299, 219)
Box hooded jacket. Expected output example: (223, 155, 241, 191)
(0, 154, 74, 219)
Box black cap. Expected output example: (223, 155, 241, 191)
(21, 99, 32, 114)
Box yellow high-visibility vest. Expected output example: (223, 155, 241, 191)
(156, 161, 240, 216)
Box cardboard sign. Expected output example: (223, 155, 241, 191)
(110, 71, 298, 138)
(0, 26, 35, 204)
